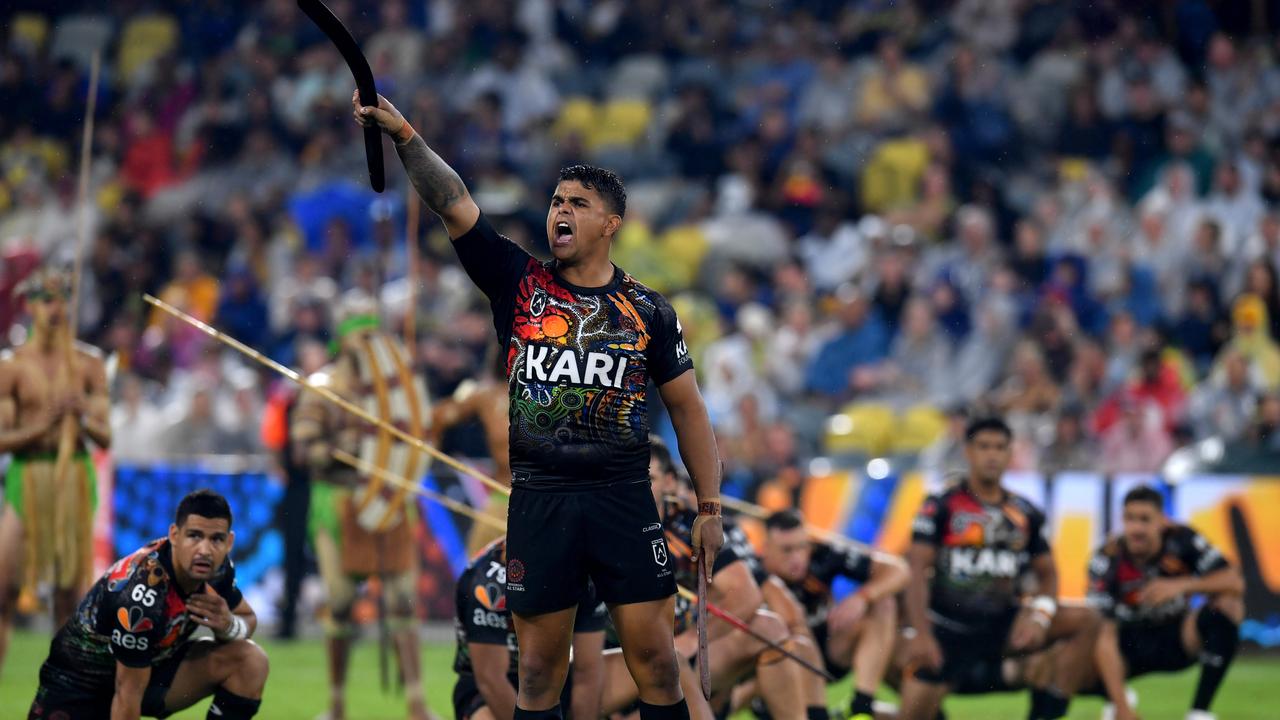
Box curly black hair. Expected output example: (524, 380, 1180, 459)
(558, 164, 627, 218)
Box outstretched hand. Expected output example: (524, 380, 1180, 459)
(352, 90, 407, 137)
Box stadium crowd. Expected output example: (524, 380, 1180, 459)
(3, 0, 1280, 500)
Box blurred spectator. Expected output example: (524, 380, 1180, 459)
(1099, 395, 1175, 474)
(804, 286, 889, 400)
(855, 35, 929, 131)
(215, 267, 270, 350)
(1039, 404, 1098, 476)
(165, 386, 234, 456)
(862, 297, 952, 407)
(1188, 349, 1260, 442)
(1171, 279, 1230, 375)
(1214, 294, 1280, 389)
(110, 373, 169, 461)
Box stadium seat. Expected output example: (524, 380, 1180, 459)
(49, 14, 113, 69)
(891, 404, 947, 454)
(551, 97, 599, 142)
(825, 403, 895, 457)
(118, 14, 179, 84)
(10, 13, 49, 57)
(590, 99, 653, 149)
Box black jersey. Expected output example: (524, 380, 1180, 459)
(453, 214, 693, 490)
(453, 539, 607, 676)
(782, 542, 875, 630)
(1087, 524, 1229, 627)
(911, 483, 1050, 630)
(36, 538, 241, 701)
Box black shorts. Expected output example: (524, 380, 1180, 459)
(452, 671, 574, 719)
(810, 621, 851, 681)
(29, 639, 199, 719)
(1120, 619, 1195, 678)
(505, 481, 675, 616)
(914, 610, 1019, 693)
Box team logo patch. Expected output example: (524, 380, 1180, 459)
(117, 606, 154, 633)
(652, 539, 669, 567)
(475, 582, 507, 611)
(507, 559, 526, 583)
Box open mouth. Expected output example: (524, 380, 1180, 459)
(553, 221, 574, 248)
(191, 559, 212, 574)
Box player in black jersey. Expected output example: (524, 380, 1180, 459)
(899, 417, 1099, 720)
(28, 489, 267, 720)
(648, 440, 805, 720)
(357, 93, 722, 720)
(760, 509, 909, 720)
(453, 538, 608, 720)
(1084, 485, 1244, 720)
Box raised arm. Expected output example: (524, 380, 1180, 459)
(353, 91, 480, 238)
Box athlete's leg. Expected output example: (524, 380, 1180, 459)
(161, 639, 269, 718)
(315, 531, 357, 720)
(386, 569, 432, 720)
(791, 630, 831, 712)
(0, 507, 23, 678)
(825, 595, 896, 716)
(1184, 595, 1243, 713)
(603, 647, 715, 720)
(513, 605, 577, 712)
(897, 674, 949, 720)
(1028, 605, 1100, 720)
(610, 597, 687, 713)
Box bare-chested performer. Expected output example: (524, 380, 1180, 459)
(431, 361, 511, 555)
(0, 267, 111, 677)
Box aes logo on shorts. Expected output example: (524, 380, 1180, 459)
(651, 539, 668, 566)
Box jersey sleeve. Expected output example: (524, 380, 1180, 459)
(1181, 527, 1230, 576)
(911, 494, 946, 546)
(712, 522, 757, 575)
(1027, 506, 1051, 557)
(460, 569, 512, 646)
(452, 212, 534, 328)
(101, 566, 168, 668)
(647, 296, 694, 386)
(209, 560, 245, 610)
(829, 543, 874, 583)
(1086, 547, 1117, 618)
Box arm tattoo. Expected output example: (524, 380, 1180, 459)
(395, 135, 468, 215)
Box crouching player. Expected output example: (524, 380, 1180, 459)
(648, 439, 806, 720)
(898, 417, 1099, 720)
(28, 489, 267, 719)
(759, 509, 909, 720)
(453, 536, 606, 720)
(1085, 485, 1244, 720)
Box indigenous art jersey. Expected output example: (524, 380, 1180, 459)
(912, 484, 1050, 630)
(453, 215, 693, 489)
(39, 538, 241, 698)
(778, 542, 875, 630)
(453, 539, 607, 675)
(1087, 524, 1229, 626)
(661, 501, 759, 633)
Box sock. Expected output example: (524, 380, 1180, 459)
(850, 691, 875, 716)
(514, 704, 563, 720)
(806, 705, 829, 720)
(207, 688, 262, 719)
(1027, 688, 1069, 720)
(1193, 607, 1240, 711)
(638, 699, 691, 720)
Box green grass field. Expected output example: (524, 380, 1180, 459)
(2, 630, 1277, 719)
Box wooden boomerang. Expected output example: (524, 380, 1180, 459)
(697, 554, 710, 700)
(297, 0, 385, 193)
